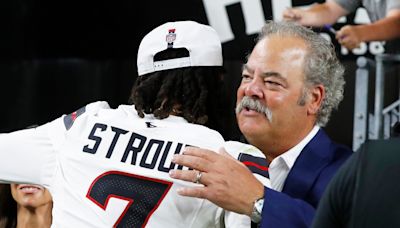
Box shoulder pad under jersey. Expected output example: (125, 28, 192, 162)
(63, 101, 110, 130)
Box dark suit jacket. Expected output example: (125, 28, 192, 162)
(259, 129, 353, 228)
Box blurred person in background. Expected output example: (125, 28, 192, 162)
(0, 184, 52, 228)
(312, 139, 400, 227)
(283, 0, 400, 52)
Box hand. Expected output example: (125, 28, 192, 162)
(336, 25, 363, 50)
(169, 147, 265, 216)
(282, 8, 303, 23)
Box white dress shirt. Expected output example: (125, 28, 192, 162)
(269, 125, 320, 191)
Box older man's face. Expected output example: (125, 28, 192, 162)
(236, 35, 315, 148)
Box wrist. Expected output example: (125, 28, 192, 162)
(250, 197, 264, 223)
(246, 182, 265, 218)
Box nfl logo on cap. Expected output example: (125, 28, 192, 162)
(166, 29, 176, 49)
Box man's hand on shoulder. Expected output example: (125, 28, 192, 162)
(169, 147, 264, 216)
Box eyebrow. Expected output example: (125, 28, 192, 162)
(242, 64, 287, 81)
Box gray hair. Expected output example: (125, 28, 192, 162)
(256, 20, 345, 127)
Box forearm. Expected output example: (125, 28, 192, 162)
(0, 128, 55, 185)
(356, 13, 400, 42)
(287, 1, 347, 27)
(301, 3, 339, 26)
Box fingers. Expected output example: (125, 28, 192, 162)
(169, 169, 198, 182)
(336, 25, 361, 50)
(182, 147, 218, 161)
(171, 147, 219, 171)
(336, 35, 348, 45)
(336, 26, 348, 40)
(170, 169, 209, 185)
(217, 147, 229, 156)
(218, 147, 239, 162)
(336, 30, 347, 42)
(282, 8, 300, 21)
(176, 186, 207, 199)
(337, 36, 358, 50)
(282, 9, 294, 20)
(172, 154, 208, 172)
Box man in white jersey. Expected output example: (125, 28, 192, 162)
(0, 21, 269, 227)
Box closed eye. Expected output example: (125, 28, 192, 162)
(241, 74, 252, 82)
(265, 80, 282, 86)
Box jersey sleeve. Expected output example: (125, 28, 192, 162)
(0, 101, 111, 188)
(0, 120, 61, 187)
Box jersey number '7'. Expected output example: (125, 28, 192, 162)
(86, 171, 173, 227)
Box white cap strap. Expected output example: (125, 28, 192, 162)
(152, 57, 191, 73)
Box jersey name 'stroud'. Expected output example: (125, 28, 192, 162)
(82, 122, 191, 173)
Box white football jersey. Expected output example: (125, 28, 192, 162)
(0, 101, 269, 228)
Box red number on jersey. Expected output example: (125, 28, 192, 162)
(87, 171, 172, 228)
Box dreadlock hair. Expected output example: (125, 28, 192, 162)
(0, 184, 17, 228)
(129, 48, 225, 131)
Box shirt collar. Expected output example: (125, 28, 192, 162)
(277, 125, 320, 170)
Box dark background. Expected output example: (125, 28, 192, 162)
(0, 0, 376, 148)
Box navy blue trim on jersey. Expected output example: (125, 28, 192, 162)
(63, 106, 86, 130)
(238, 153, 269, 178)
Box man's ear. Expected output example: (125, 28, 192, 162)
(307, 85, 325, 115)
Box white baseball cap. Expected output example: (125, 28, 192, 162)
(137, 21, 223, 76)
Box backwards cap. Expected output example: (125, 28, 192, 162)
(137, 21, 223, 76)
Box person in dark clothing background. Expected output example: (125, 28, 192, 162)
(312, 139, 400, 228)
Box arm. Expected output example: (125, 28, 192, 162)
(336, 9, 400, 49)
(261, 188, 315, 228)
(282, 0, 348, 27)
(0, 126, 57, 185)
(169, 147, 317, 227)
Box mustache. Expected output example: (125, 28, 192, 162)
(235, 96, 272, 121)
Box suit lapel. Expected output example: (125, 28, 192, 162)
(282, 129, 333, 199)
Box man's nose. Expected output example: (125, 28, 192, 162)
(244, 78, 264, 99)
